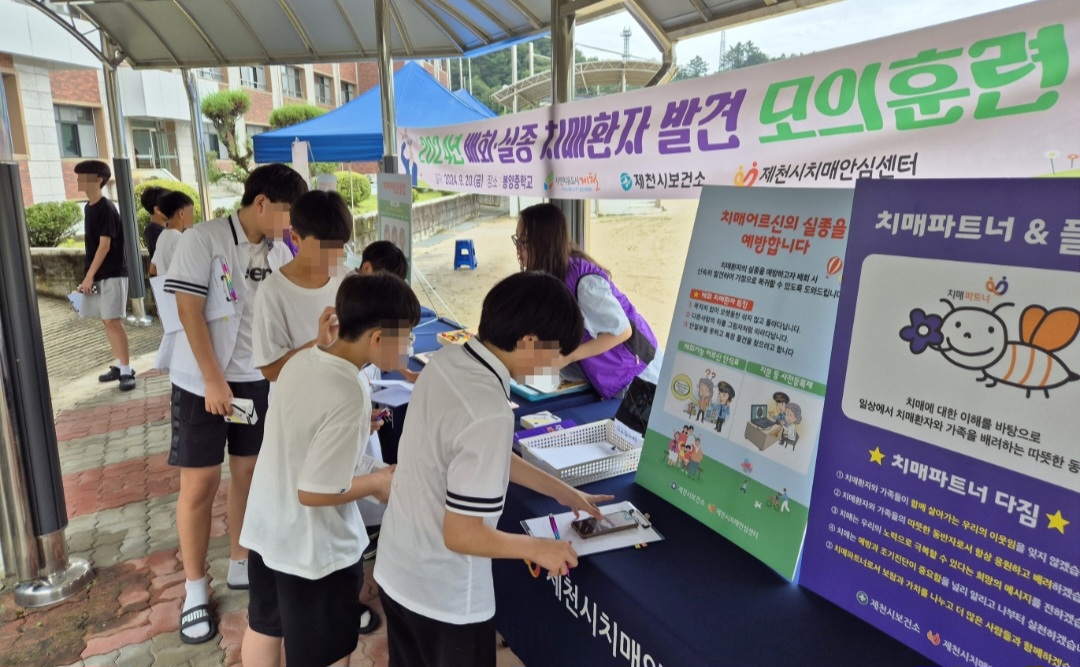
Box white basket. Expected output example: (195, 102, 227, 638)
(518, 419, 642, 487)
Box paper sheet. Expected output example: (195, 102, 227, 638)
(67, 292, 83, 315)
(149, 276, 183, 333)
(529, 442, 617, 470)
(371, 379, 414, 392)
(370, 385, 414, 407)
(520, 501, 664, 557)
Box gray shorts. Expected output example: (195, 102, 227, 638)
(79, 276, 128, 320)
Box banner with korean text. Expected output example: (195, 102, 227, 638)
(801, 178, 1080, 666)
(634, 185, 854, 580)
(399, 0, 1078, 199)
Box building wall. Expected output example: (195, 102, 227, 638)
(50, 67, 110, 200)
(17, 59, 66, 203)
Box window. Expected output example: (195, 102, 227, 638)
(198, 67, 225, 82)
(246, 124, 269, 140)
(240, 66, 267, 91)
(340, 81, 356, 104)
(315, 75, 333, 105)
(54, 105, 99, 158)
(282, 67, 303, 98)
(131, 120, 180, 177)
(204, 123, 228, 160)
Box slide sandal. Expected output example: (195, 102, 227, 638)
(179, 604, 218, 645)
(358, 605, 382, 635)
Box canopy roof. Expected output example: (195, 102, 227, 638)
(252, 62, 493, 163)
(452, 89, 498, 117)
(47, 0, 835, 68)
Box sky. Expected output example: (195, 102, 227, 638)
(573, 0, 1036, 70)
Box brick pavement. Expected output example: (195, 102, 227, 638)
(1, 309, 523, 667)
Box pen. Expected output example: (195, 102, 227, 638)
(221, 259, 238, 302)
(548, 513, 561, 540)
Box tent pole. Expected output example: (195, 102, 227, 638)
(550, 0, 586, 250)
(183, 70, 213, 222)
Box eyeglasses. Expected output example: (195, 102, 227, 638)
(511, 234, 523, 248)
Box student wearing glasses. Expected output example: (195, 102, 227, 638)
(512, 203, 662, 400)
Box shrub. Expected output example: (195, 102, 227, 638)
(212, 199, 242, 219)
(335, 171, 371, 206)
(132, 180, 202, 244)
(270, 103, 326, 130)
(25, 201, 81, 247)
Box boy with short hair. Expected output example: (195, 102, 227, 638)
(141, 184, 168, 260)
(74, 159, 135, 392)
(252, 190, 351, 383)
(164, 163, 307, 644)
(150, 190, 195, 373)
(149, 190, 195, 277)
(240, 272, 421, 667)
(357, 240, 408, 279)
(375, 272, 613, 667)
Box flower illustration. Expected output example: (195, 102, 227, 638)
(899, 308, 944, 354)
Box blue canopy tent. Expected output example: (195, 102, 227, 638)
(452, 89, 498, 118)
(252, 62, 494, 164)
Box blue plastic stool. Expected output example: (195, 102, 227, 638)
(454, 239, 477, 270)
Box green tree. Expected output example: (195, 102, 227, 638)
(269, 103, 326, 129)
(674, 55, 710, 81)
(720, 41, 770, 71)
(201, 90, 252, 180)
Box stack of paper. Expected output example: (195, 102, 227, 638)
(529, 441, 617, 470)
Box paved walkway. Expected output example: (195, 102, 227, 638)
(0, 303, 523, 666)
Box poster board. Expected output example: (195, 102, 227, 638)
(801, 178, 1080, 666)
(377, 172, 413, 263)
(635, 185, 854, 579)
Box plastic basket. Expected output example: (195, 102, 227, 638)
(518, 419, 642, 487)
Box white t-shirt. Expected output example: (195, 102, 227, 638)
(577, 274, 663, 384)
(164, 214, 291, 395)
(253, 270, 343, 370)
(225, 241, 271, 381)
(374, 339, 514, 624)
(151, 228, 183, 276)
(240, 346, 371, 579)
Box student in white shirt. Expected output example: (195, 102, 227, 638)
(150, 191, 195, 372)
(375, 272, 614, 667)
(149, 190, 195, 277)
(163, 164, 307, 645)
(240, 272, 420, 667)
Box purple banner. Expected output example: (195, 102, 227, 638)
(802, 179, 1080, 667)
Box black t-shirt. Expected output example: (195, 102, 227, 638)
(145, 222, 164, 261)
(83, 198, 127, 280)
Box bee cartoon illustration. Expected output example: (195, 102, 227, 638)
(931, 301, 1080, 398)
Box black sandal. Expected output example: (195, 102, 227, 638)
(179, 604, 218, 645)
(358, 604, 382, 635)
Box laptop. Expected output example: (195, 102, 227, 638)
(749, 404, 775, 429)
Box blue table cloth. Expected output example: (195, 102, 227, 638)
(494, 401, 936, 667)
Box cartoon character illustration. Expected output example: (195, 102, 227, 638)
(739, 479, 749, 494)
(667, 431, 681, 467)
(696, 377, 714, 424)
(780, 488, 791, 513)
(771, 403, 802, 449)
(771, 391, 790, 425)
(685, 400, 697, 418)
(687, 437, 704, 480)
(712, 381, 735, 433)
(740, 458, 753, 474)
(900, 301, 1080, 398)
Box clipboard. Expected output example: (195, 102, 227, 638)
(204, 256, 239, 322)
(149, 276, 182, 333)
(521, 501, 663, 557)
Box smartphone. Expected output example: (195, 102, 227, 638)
(571, 510, 638, 539)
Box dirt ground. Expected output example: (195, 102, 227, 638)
(410, 199, 701, 348)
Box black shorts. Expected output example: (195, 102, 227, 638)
(168, 381, 269, 468)
(380, 589, 496, 667)
(247, 550, 365, 667)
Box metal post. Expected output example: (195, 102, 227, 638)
(550, 0, 586, 249)
(101, 38, 152, 326)
(0, 157, 93, 603)
(529, 42, 535, 76)
(375, 0, 397, 175)
(183, 70, 213, 222)
(511, 44, 518, 113)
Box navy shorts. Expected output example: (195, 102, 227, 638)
(247, 550, 365, 667)
(169, 381, 269, 467)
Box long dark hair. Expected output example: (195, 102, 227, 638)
(518, 203, 609, 280)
